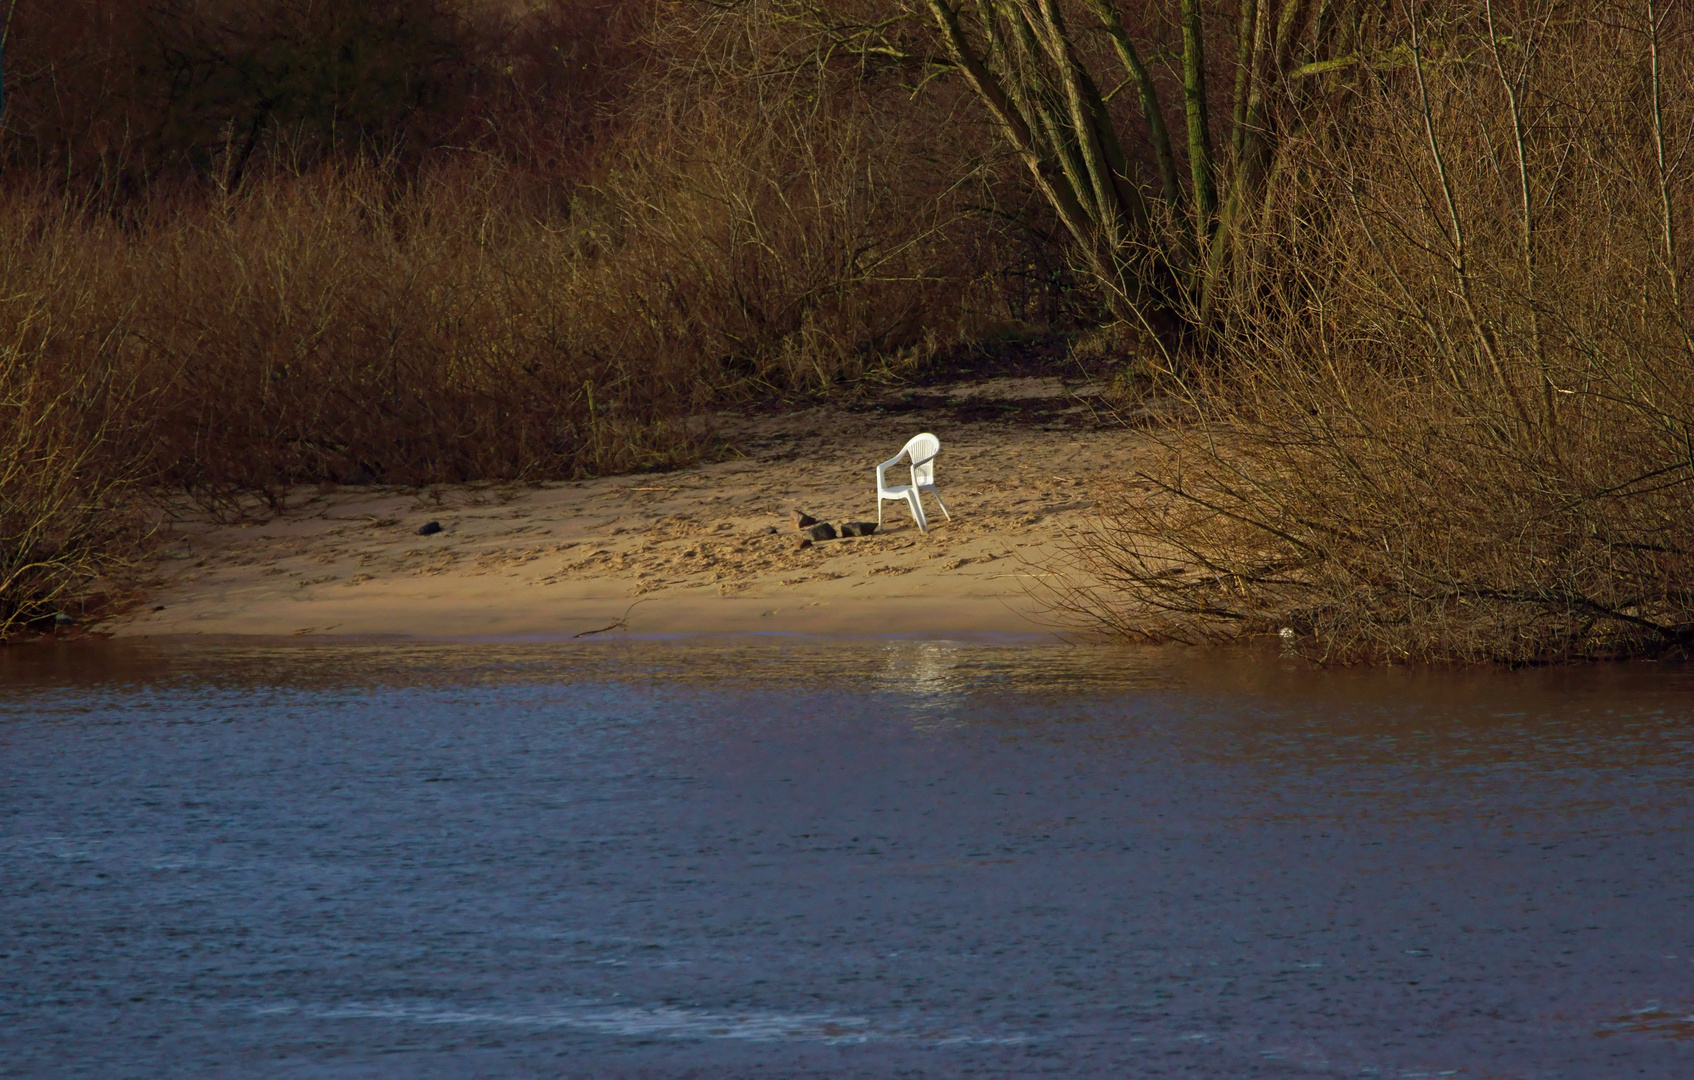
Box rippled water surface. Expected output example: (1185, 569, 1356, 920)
(4, 639, 1694, 1077)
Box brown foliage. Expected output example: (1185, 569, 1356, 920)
(0, 199, 151, 636)
(1057, 0, 1694, 663)
(0, 1, 1043, 634)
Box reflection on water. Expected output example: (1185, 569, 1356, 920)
(879, 640, 967, 699)
(4, 638, 1694, 1077)
(0, 635, 1189, 696)
(1599, 1006, 1694, 1041)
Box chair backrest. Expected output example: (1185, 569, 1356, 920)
(904, 432, 940, 487)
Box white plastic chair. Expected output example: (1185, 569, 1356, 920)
(876, 433, 951, 532)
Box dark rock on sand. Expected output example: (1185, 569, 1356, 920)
(417, 521, 444, 536)
(791, 509, 819, 530)
(838, 521, 878, 537)
(805, 522, 837, 542)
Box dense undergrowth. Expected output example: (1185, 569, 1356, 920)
(1043, 0, 1694, 663)
(6, 0, 1694, 662)
(0, 0, 1059, 635)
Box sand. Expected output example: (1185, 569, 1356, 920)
(106, 377, 1142, 642)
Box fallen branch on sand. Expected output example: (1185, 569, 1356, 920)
(574, 599, 651, 638)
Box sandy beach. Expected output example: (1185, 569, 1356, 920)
(105, 377, 1142, 641)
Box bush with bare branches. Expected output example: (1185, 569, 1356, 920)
(1057, 0, 1694, 662)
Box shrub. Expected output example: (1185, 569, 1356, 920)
(1056, 0, 1694, 663)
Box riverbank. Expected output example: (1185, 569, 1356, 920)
(103, 377, 1139, 641)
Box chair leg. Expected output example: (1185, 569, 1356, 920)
(907, 490, 927, 532)
(930, 490, 951, 520)
(877, 500, 883, 528)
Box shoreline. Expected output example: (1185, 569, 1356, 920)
(95, 379, 1135, 643)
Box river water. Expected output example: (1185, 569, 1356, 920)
(3, 639, 1693, 1077)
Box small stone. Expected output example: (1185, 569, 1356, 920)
(763, 526, 778, 535)
(417, 521, 444, 536)
(806, 522, 837, 542)
(795, 537, 814, 550)
(790, 509, 819, 530)
(839, 521, 878, 538)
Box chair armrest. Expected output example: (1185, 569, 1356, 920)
(876, 453, 907, 488)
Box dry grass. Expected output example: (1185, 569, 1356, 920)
(1, 168, 716, 500)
